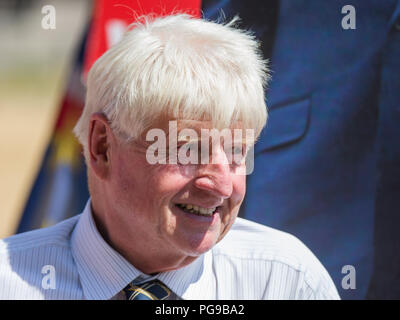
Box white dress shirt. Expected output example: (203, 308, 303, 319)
(0, 200, 340, 299)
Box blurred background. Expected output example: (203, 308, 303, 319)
(0, 0, 90, 237)
(0, 0, 399, 300)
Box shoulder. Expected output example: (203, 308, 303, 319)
(0, 215, 80, 253)
(0, 215, 82, 299)
(211, 217, 340, 299)
(215, 218, 315, 265)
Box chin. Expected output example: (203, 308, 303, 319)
(181, 232, 220, 256)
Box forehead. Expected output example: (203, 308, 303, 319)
(147, 117, 243, 130)
(138, 118, 255, 147)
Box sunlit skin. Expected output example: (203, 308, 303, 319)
(88, 113, 248, 275)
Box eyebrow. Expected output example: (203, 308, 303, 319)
(176, 136, 252, 144)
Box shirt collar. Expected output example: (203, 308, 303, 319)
(71, 200, 212, 300)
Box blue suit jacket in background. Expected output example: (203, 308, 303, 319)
(203, 0, 400, 299)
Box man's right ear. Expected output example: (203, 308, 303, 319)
(88, 113, 113, 180)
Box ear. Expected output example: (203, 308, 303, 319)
(88, 112, 114, 180)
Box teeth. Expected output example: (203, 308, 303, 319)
(177, 203, 217, 216)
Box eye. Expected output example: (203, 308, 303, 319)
(177, 141, 201, 165)
(232, 145, 244, 155)
(220, 143, 245, 166)
(178, 142, 198, 153)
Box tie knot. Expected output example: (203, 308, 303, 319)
(124, 279, 171, 300)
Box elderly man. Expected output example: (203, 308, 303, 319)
(0, 14, 339, 300)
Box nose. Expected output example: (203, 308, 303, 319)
(193, 146, 233, 199)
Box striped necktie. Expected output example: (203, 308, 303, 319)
(124, 279, 171, 300)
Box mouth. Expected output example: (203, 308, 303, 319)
(175, 203, 220, 217)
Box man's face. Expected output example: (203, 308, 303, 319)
(106, 118, 247, 259)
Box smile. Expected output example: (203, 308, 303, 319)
(175, 203, 218, 217)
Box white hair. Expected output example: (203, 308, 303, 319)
(74, 14, 270, 160)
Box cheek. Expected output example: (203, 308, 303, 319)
(111, 165, 140, 212)
(110, 153, 152, 212)
(220, 175, 246, 229)
(232, 175, 246, 205)
(149, 164, 194, 201)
